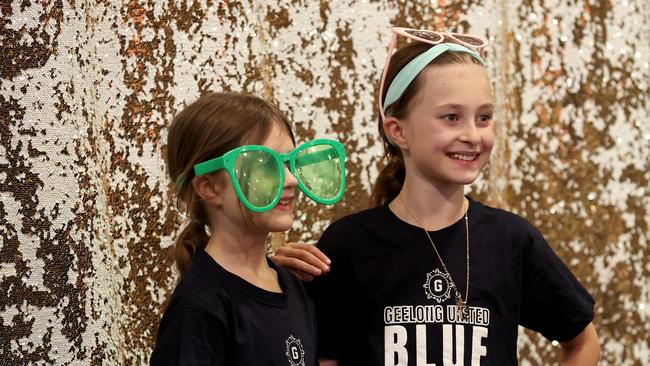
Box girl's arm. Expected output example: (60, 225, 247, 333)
(271, 242, 331, 281)
(559, 322, 600, 365)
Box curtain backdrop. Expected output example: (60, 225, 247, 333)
(1, 0, 649, 364)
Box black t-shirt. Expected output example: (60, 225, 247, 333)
(306, 197, 594, 365)
(150, 250, 317, 366)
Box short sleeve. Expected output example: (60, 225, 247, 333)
(519, 225, 595, 342)
(150, 307, 228, 366)
(305, 225, 359, 361)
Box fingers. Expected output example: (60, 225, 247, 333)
(270, 254, 316, 281)
(287, 242, 331, 266)
(272, 243, 331, 278)
(272, 250, 324, 276)
(290, 242, 331, 267)
(279, 243, 330, 271)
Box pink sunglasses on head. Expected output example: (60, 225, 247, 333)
(378, 27, 489, 121)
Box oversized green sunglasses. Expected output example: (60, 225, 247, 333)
(190, 139, 346, 212)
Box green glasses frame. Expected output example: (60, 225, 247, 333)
(193, 139, 346, 212)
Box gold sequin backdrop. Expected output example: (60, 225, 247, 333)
(1, 0, 648, 364)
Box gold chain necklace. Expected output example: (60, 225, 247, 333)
(401, 198, 470, 319)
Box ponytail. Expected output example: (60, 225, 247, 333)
(174, 221, 210, 275)
(370, 148, 405, 207)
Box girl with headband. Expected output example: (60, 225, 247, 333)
(150, 92, 344, 365)
(273, 28, 600, 365)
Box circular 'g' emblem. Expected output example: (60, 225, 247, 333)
(285, 335, 305, 366)
(423, 268, 453, 303)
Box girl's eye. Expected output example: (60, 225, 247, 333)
(478, 114, 493, 123)
(442, 114, 459, 122)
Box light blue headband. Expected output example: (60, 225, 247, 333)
(383, 43, 485, 112)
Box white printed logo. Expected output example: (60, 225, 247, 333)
(285, 335, 305, 366)
(423, 268, 453, 303)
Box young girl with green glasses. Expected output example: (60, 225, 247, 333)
(150, 92, 343, 365)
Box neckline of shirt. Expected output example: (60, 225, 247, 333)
(383, 195, 480, 244)
(197, 250, 290, 307)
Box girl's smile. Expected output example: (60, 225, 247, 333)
(274, 194, 295, 212)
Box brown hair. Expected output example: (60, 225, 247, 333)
(370, 42, 485, 207)
(166, 92, 295, 274)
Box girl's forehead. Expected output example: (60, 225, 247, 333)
(424, 63, 489, 83)
(261, 122, 295, 152)
(418, 64, 493, 105)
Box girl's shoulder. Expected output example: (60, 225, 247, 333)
(320, 205, 396, 239)
(167, 251, 232, 312)
(316, 206, 392, 252)
(328, 205, 388, 227)
(468, 197, 547, 244)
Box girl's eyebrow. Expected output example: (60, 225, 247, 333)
(435, 103, 463, 109)
(434, 103, 495, 109)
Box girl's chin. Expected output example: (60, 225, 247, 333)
(264, 217, 294, 232)
(456, 174, 481, 185)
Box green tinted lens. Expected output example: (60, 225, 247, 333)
(234, 150, 281, 207)
(295, 143, 342, 200)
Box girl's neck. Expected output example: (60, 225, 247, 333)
(204, 223, 281, 293)
(389, 175, 467, 231)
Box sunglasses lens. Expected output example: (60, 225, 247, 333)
(452, 34, 484, 47)
(295, 143, 343, 202)
(233, 150, 281, 208)
(405, 29, 443, 43)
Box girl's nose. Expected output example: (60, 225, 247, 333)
(460, 120, 481, 144)
(283, 165, 298, 187)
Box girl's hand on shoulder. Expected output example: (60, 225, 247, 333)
(271, 242, 331, 282)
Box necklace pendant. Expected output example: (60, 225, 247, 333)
(455, 293, 469, 320)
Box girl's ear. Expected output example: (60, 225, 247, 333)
(383, 116, 409, 150)
(192, 175, 224, 204)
